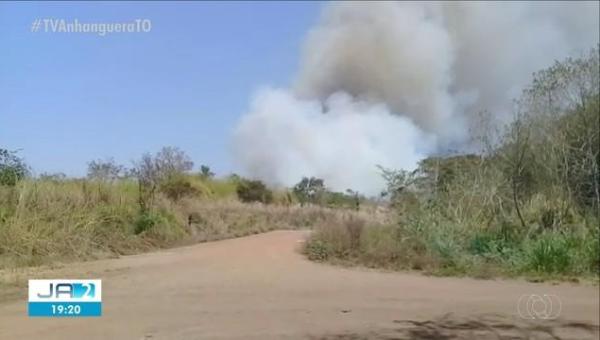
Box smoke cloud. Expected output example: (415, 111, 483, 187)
(232, 1, 599, 195)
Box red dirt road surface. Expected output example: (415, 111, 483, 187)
(0, 230, 598, 339)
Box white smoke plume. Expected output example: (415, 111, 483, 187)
(232, 1, 599, 196)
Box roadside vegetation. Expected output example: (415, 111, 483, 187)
(1, 48, 598, 283)
(0, 147, 367, 269)
(305, 48, 600, 281)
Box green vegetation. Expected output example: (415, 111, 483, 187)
(305, 48, 600, 281)
(0, 149, 29, 186)
(293, 177, 325, 206)
(236, 179, 273, 204)
(199, 165, 215, 179)
(1, 49, 598, 283)
(293, 177, 363, 210)
(0, 147, 352, 270)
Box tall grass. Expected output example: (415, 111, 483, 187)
(0, 179, 154, 268)
(0, 178, 355, 269)
(305, 202, 599, 280)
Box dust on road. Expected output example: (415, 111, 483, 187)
(0, 230, 598, 339)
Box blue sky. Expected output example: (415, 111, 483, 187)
(0, 1, 323, 176)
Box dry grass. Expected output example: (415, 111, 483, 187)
(0, 179, 367, 270)
(304, 208, 600, 281)
(168, 197, 366, 242)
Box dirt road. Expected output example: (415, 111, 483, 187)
(0, 230, 598, 339)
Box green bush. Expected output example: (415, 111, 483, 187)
(524, 233, 572, 274)
(305, 239, 331, 261)
(0, 149, 28, 186)
(468, 227, 518, 258)
(236, 179, 273, 204)
(159, 175, 201, 201)
(135, 212, 161, 234)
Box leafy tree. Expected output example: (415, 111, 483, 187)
(499, 46, 600, 223)
(377, 165, 413, 202)
(199, 165, 215, 179)
(416, 155, 482, 193)
(0, 148, 28, 186)
(380, 47, 600, 229)
(293, 177, 325, 206)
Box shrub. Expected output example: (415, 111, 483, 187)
(132, 146, 194, 211)
(468, 227, 518, 258)
(324, 190, 362, 210)
(135, 211, 161, 235)
(159, 175, 201, 201)
(345, 217, 365, 250)
(236, 179, 273, 204)
(305, 239, 331, 261)
(524, 233, 572, 274)
(0, 149, 28, 186)
(199, 165, 215, 179)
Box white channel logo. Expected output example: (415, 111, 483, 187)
(517, 294, 561, 320)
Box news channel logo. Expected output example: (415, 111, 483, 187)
(28, 279, 102, 317)
(517, 294, 562, 320)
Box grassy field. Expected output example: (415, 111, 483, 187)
(0, 169, 597, 282)
(0, 177, 361, 270)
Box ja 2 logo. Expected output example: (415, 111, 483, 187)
(28, 280, 102, 317)
(36, 282, 96, 299)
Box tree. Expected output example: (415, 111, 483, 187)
(0, 148, 28, 186)
(199, 165, 215, 179)
(499, 46, 600, 225)
(132, 153, 158, 212)
(132, 146, 194, 211)
(501, 111, 532, 229)
(377, 165, 412, 202)
(132, 147, 194, 185)
(154, 146, 194, 179)
(293, 177, 325, 206)
(87, 158, 125, 181)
